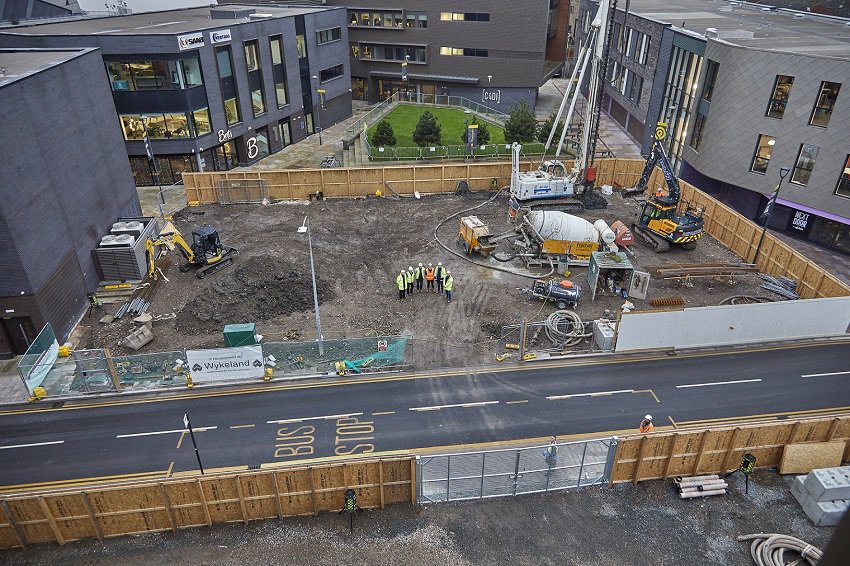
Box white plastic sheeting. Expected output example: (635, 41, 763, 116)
(614, 297, 850, 352)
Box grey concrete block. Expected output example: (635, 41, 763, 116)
(791, 475, 811, 506)
(801, 497, 850, 527)
(804, 466, 850, 502)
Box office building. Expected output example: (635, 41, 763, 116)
(0, 4, 352, 186)
(0, 48, 141, 358)
(577, 0, 850, 255)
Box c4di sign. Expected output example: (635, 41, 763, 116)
(177, 32, 205, 51)
(186, 345, 264, 381)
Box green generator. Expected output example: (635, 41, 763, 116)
(223, 323, 258, 347)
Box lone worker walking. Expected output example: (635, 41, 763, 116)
(443, 271, 454, 303)
(396, 270, 406, 300)
(435, 262, 445, 294)
(406, 266, 415, 295)
(425, 263, 436, 292)
(543, 436, 558, 466)
(415, 262, 425, 292)
(639, 414, 654, 434)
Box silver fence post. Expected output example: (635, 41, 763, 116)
(602, 436, 619, 487)
(512, 448, 522, 496)
(480, 451, 486, 499)
(416, 456, 422, 503)
(446, 454, 452, 502)
(577, 442, 588, 487)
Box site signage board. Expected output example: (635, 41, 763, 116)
(177, 32, 205, 51)
(186, 345, 264, 381)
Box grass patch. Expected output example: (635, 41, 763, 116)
(367, 105, 506, 147)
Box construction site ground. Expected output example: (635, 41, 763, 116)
(83, 190, 772, 368)
(2, 470, 837, 565)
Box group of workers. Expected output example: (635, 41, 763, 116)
(396, 262, 454, 303)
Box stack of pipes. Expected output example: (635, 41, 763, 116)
(674, 474, 728, 499)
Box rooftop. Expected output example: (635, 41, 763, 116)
(621, 0, 850, 59)
(0, 48, 89, 88)
(0, 4, 334, 37)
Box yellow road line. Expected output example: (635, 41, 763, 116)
(229, 424, 256, 429)
(371, 411, 395, 416)
(668, 415, 678, 429)
(3, 341, 842, 416)
(0, 470, 167, 493)
(506, 400, 528, 404)
(176, 430, 186, 449)
(167, 461, 174, 477)
(170, 465, 247, 477)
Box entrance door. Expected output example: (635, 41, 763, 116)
(1, 317, 36, 356)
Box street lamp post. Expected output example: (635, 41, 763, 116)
(298, 216, 324, 356)
(310, 75, 323, 145)
(752, 166, 792, 265)
(139, 115, 163, 210)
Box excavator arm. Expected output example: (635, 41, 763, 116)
(166, 232, 196, 264)
(629, 122, 681, 203)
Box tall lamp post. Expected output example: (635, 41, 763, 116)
(310, 75, 323, 145)
(752, 165, 791, 265)
(298, 216, 324, 356)
(139, 115, 163, 210)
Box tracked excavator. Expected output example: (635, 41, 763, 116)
(630, 122, 704, 252)
(508, 0, 613, 216)
(146, 225, 238, 279)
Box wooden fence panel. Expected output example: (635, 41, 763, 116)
(163, 480, 207, 528)
(89, 485, 171, 537)
(611, 415, 850, 484)
(6, 498, 61, 544)
(274, 468, 315, 516)
(0, 502, 23, 548)
(201, 476, 243, 524)
(44, 494, 96, 542)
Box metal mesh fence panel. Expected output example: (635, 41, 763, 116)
(216, 179, 268, 204)
(263, 335, 409, 377)
(112, 350, 186, 388)
(418, 438, 616, 503)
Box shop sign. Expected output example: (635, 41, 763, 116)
(482, 89, 501, 104)
(218, 129, 233, 143)
(790, 211, 811, 232)
(177, 32, 205, 51)
(186, 345, 264, 381)
(209, 29, 232, 45)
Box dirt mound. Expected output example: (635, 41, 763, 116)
(176, 256, 335, 335)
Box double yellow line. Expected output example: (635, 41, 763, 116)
(0, 470, 167, 494)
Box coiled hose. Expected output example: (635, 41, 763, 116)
(544, 310, 589, 348)
(737, 533, 822, 566)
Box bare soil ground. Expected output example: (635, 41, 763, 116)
(2, 470, 837, 566)
(83, 191, 770, 368)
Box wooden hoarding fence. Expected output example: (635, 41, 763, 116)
(610, 415, 850, 485)
(0, 457, 414, 549)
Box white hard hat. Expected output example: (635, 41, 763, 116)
(428, 262, 433, 266)
(644, 414, 653, 421)
(437, 262, 442, 266)
(446, 271, 451, 275)
(418, 262, 423, 267)
(408, 266, 414, 270)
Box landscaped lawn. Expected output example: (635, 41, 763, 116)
(367, 105, 506, 147)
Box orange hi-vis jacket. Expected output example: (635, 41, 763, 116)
(425, 268, 435, 281)
(639, 420, 654, 433)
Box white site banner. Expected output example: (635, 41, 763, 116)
(186, 345, 264, 382)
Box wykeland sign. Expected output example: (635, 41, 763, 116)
(209, 29, 232, 45)
(177, 32, 205, 51)
(186, 345, 264, 381)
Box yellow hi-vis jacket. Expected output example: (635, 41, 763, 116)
(405, 271, 414, 284)
(396, 274, 406, 290)
(444, 276, 454, 291)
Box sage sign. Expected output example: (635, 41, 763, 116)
(186, 345, 264, 382)
(177, 32, 205, 51)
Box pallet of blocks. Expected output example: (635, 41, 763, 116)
(674, 474, 728, 499)
(790, 466, 850, 526)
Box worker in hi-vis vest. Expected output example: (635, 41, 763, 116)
(435, 262, 446, 293)
(396, 270, 406, 300)
(414, 262, 425, 292)
(639, 414, 654, 433)
(443, 271, 454, 303)
(405, 266, 415, 295)
(425, 263, 436, 292)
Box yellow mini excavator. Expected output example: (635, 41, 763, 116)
(146, 225, 237, 279)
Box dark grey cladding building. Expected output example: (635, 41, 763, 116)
(0, 48, 141, 358)
(0, 4, 352, 186)
(577, 0, 850, 256)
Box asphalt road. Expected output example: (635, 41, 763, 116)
(0, 342, 848, 491)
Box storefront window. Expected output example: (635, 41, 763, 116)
(106, 58, 202, 90)
(107, 62, 131, 90)
(129, 154, 196, 186)
(121, 115, 146, 140)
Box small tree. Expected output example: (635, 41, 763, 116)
(537, 112, 565, 144)
(460, 117, 491, 145)
(504, 100, 538, 144)
(371, 120, 397, 147)
(412, 110, 442, 146)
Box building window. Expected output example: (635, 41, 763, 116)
(317, 27, 342, 44)
(440, 47, 488, 57)
(105, 57, 203, 91)
(750, 134, 776, 174)
(244, 40, 266, 117)
(119, 113, 198, 141)
(349, 10, 404, 27)
(637, 34, 650, 65)
(296, 35, 307, 58)
(626, 74, 643, 105)
(320, 64, 344, 83)
(270, 36, 289, 108)
(689, 112, 707, 151)
(440, 12, 490, 22)
(216, 46, 240, 126)
(660, 46, 704, 173)
(791, 143, 819, 185)
(356, 43, 426, 63)
(834, 155, 850, 199)
(701, 59, 719, 102)
(350, 43, 359, 58)
(809, 81, 841, 127)
(192, 108, 211, 136)
(624, 28, 634, 57)
(129, 155, 197, 187)
(406, 13, 427, 28)
(765, 75, 794, 119)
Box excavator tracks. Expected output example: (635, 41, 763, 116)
(632, 223, 671, 253)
